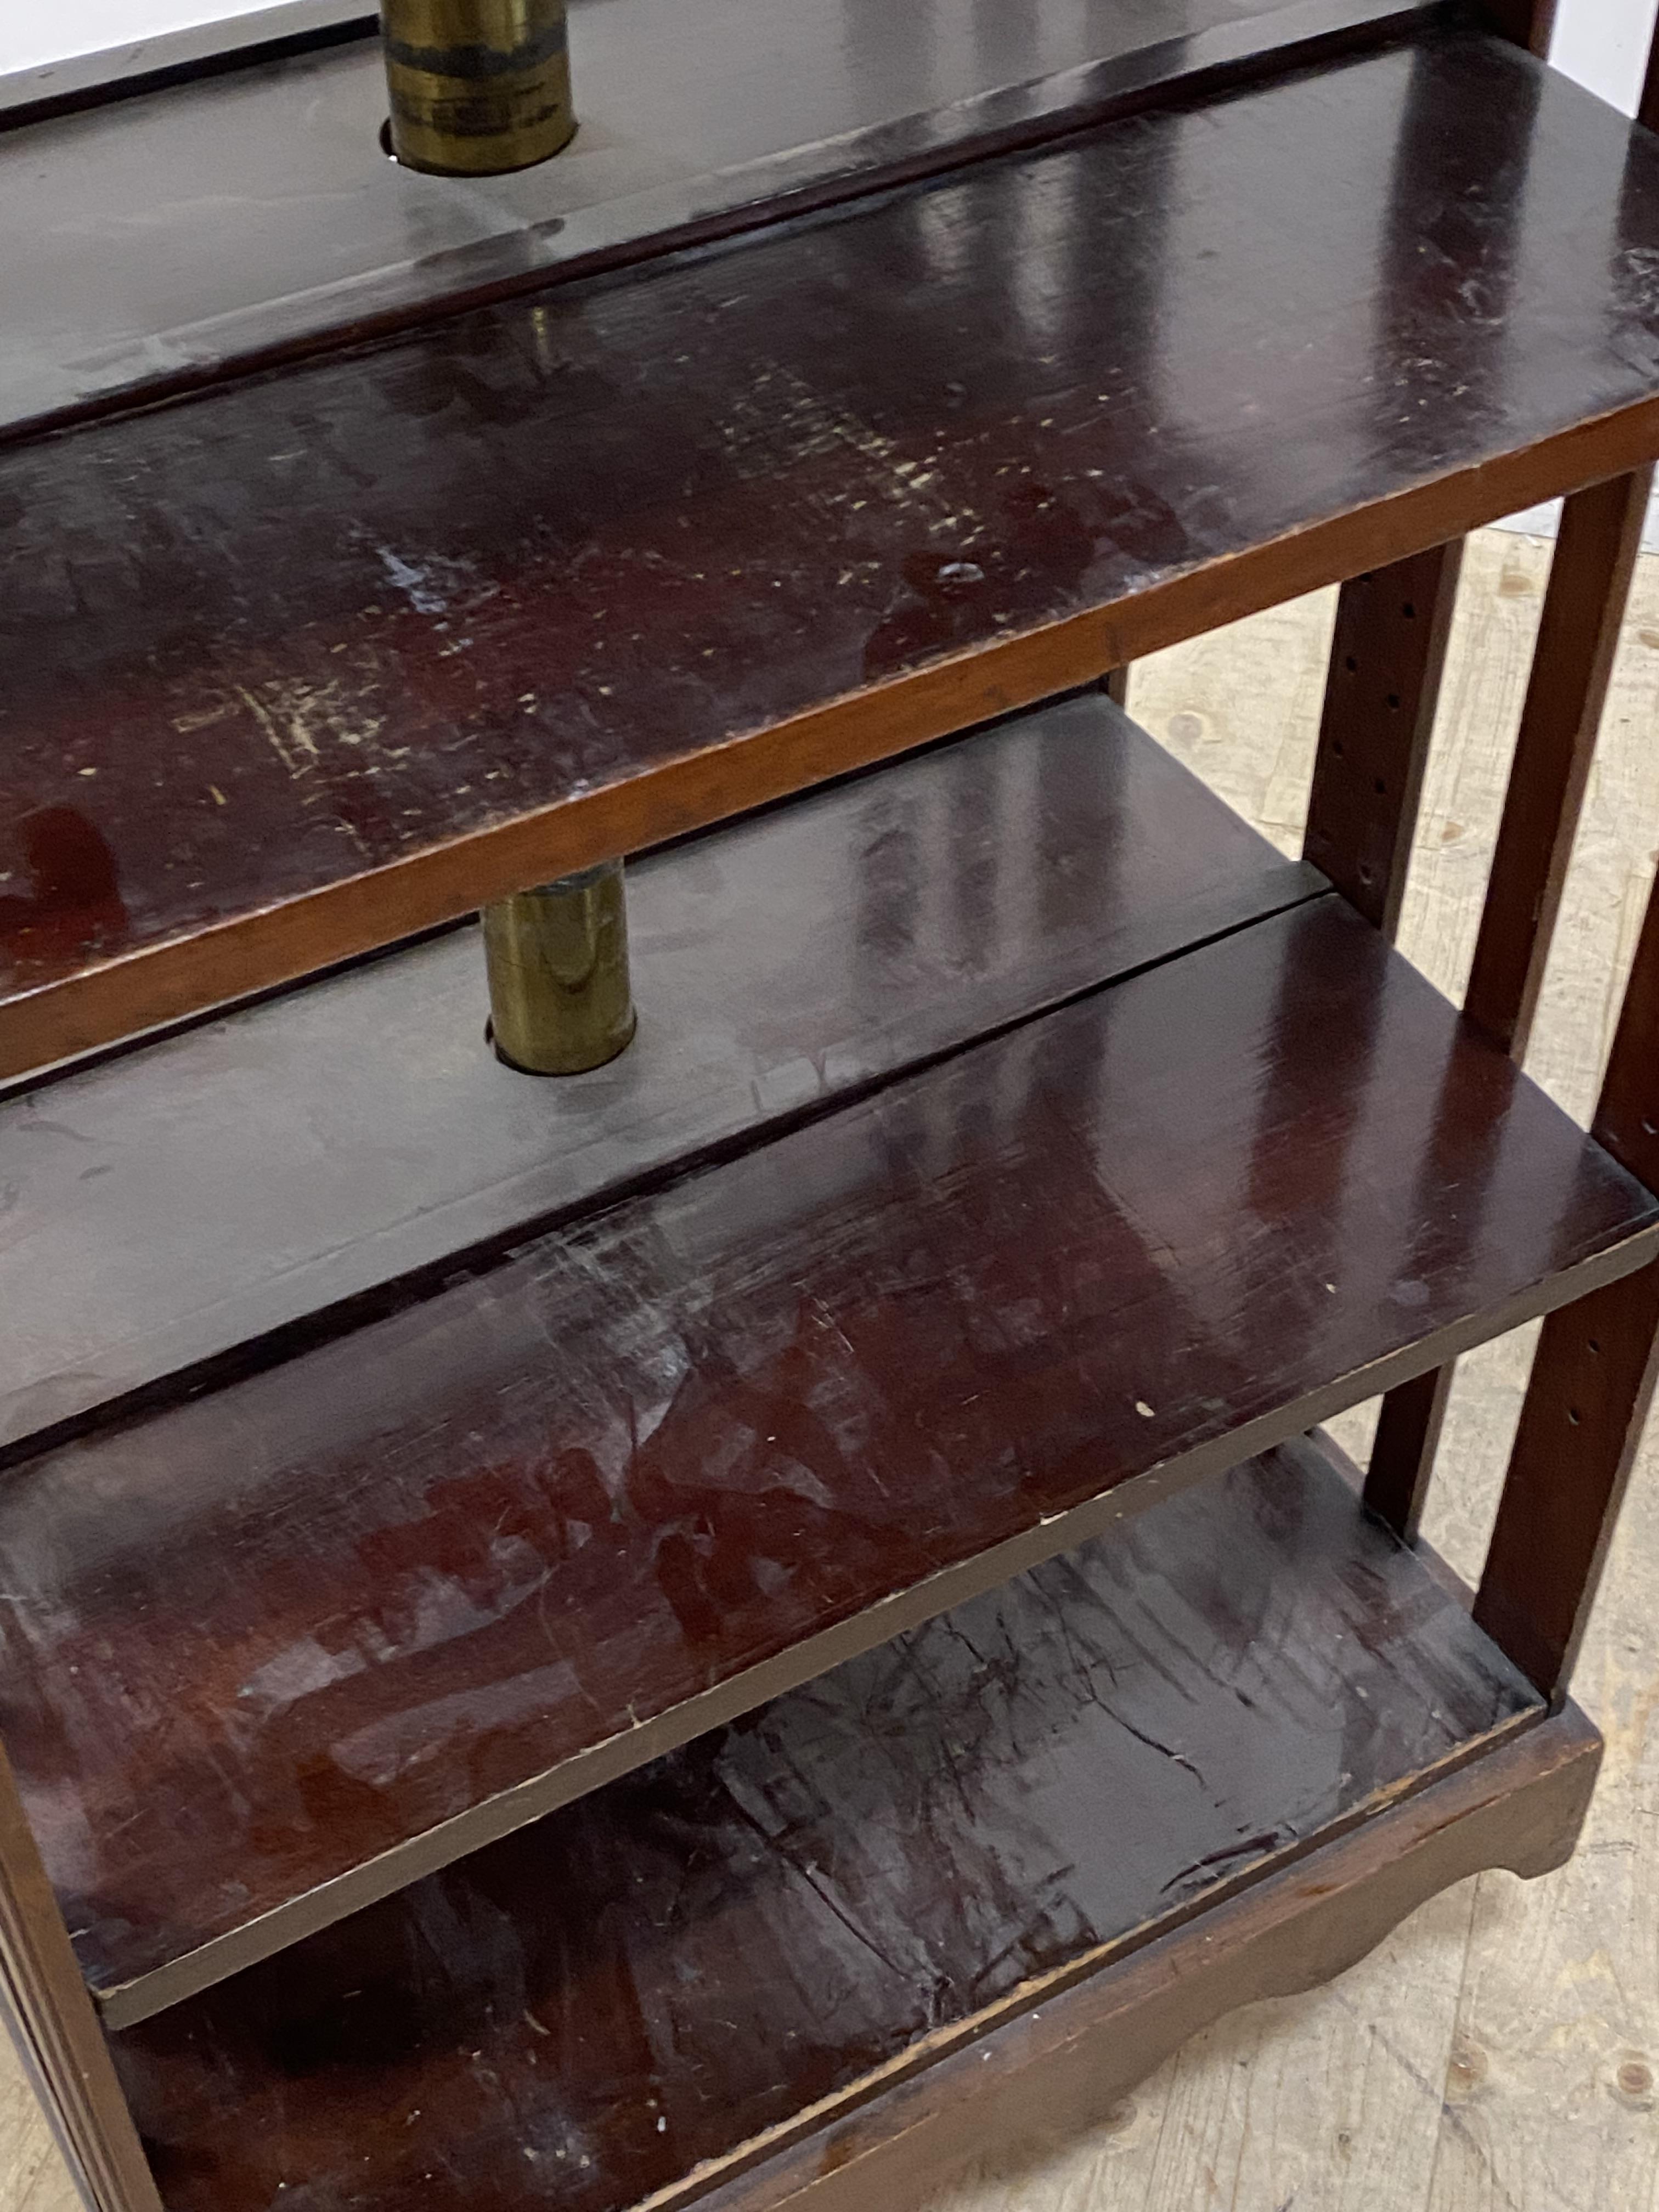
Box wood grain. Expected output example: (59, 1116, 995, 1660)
(105, 1437, 1543, 2212)
(6, 29, 1659, 1074)
(4, 895, 1655, 2023)
(1362, 470, 1650, 1545)
(0, 695, 1321, 1460)
(1421, 1356, 1659, 2212)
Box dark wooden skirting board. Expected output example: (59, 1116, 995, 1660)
(5, 895, 1655, 2022)
(107, 1437, 1548, 2212)
(0, 696, 1322, 1457)
(8, 28, 1659, 1074)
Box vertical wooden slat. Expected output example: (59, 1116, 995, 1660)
(1475, 879, 1659, 1700)
(1464, 469, 1652, 1057)
(1102, 668, 1131, 707)
(1363, 1366, 1456, 1545)
(1304, 543, 1463, 937)
(0, 1748, 162, 2212)
(1306, 544, 1464, 1534)
(1363, 473, 1648, 1540)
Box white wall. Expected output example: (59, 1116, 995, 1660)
(0, 1, 366, 109)
(1552, 0, 1658, 114)
(8, 0, 1659, 112)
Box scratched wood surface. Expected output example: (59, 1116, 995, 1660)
(0, 697, 1322, 1459)
(15, 881, 1656, 2025)
(101, 1437, 1539, 2212)
(5, 537, 1659, 2212)
(7, 28, 1659, 1075)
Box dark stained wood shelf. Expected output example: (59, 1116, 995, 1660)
(0, 695, 1321, 1456)
(7, 23, 1659, 1075)
(0, 0, 1441, 442)
(5, 891, 1655, 2024)
(106, 1435, 1543, 2212)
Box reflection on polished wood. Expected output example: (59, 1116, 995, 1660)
(108, 1438, 1540, 2212)
(0, 698, 1320, 1454)
(3, 897, 1653, 2021)
(7, 27, 1659, 1073)
(0, 0, 1437, 441)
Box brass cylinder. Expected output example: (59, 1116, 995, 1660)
(381, 0, 576, 177)
(483, 861, 636, 1075)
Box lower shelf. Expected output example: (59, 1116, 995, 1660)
(112, 1434, 1547, 2212)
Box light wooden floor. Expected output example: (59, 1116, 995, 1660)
(6, 527, 1658, 2210)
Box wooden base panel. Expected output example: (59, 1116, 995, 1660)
(695, 1703, 1601, 2212)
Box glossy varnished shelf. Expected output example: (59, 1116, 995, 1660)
(0, 696, 1318, 1454)
(6, 26, 1659, 1074)
(5, 886, 1655, 2025)
(106, 1437, 1543, 2212)
(0, 0, 1438, 438)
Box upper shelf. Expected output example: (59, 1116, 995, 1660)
(0, 0, 1437, 439)
(6, 894, 1655, 2025)
(5, 25, 1659, 1077)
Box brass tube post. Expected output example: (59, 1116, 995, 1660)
(483, 861, 637, 1075)
(381, 0, 577, 177)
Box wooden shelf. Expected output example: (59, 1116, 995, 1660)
(5, 883, 1654, 2025)
(3, 10, 1658, 2208)
(6, 23, 1659, 1074)
(0, 0, 1436, 440)
(0, 695, 1319, 1454)
(105, 1435, 1543, 2212)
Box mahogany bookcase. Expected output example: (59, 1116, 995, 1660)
(3, 2, 1659, 2205)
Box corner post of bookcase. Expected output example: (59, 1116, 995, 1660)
(1474, 865, 1659, 1701)
(0, 1743, 162, 2212)
(1303, 540, 1462, 1536)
